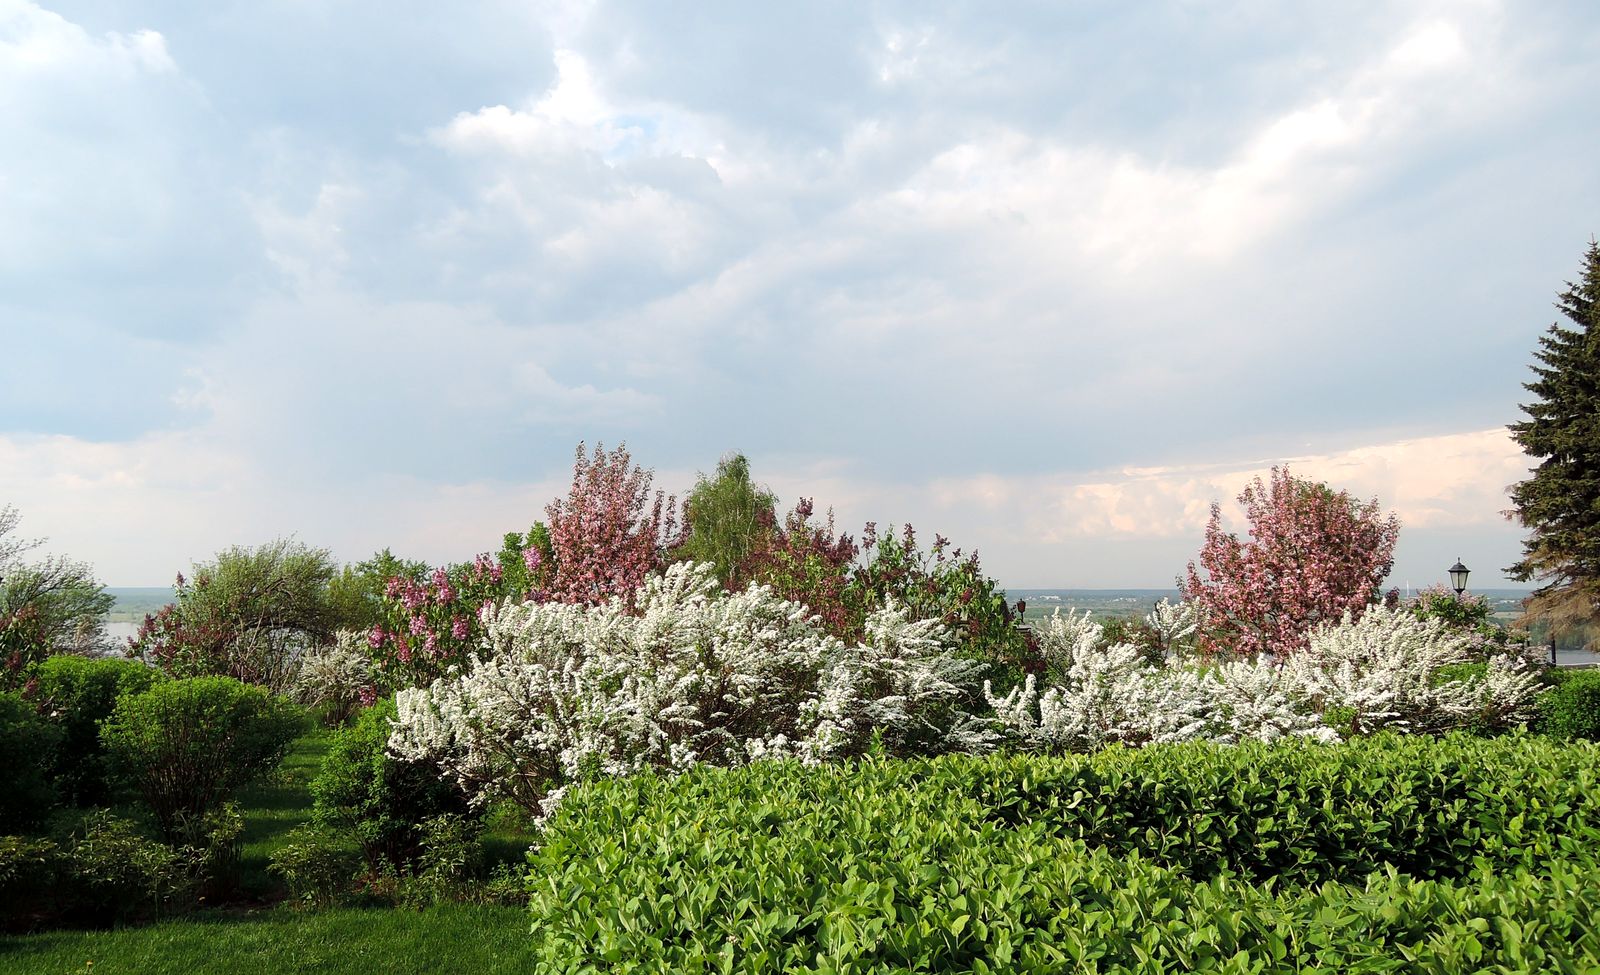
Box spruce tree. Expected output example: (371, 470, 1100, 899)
(1507, 239, 1600, 640)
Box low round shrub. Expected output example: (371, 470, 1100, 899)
(0, 690, 61, 832)
(34, 655, 164, 804)
(268, 825, 363, 909)
(310, 697, 472, 871)
(1538, 668, 1600, 741)
(100, 676, 304, 843)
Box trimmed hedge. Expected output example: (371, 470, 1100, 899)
(526, 735, 1600, 973)
(1538, 668, 1600, 742)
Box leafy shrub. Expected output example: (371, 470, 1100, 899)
(395, 814, 485, 909)
(0, 836, 62, 928)
(66, 811, 200, 921)
(268, 825, 363, 909)
(1538, 668, 1600, 741)
(310, 697, 472, 870)
(101, 676, 303, 842)
(847, 522, 1033, 679)
(526, 735, 1600, 973)
(33, 655, 164, 804)
(0, 690, 61, 832)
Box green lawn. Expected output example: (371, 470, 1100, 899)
(1, 729, 541, 974)
(0, 905, 534, 975)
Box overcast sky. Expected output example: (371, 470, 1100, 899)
(3, 0, 1597, 588)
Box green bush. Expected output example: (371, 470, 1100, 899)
(66, 811, 200, 922)
(34, 655, 164, 804)
(526, 735, 1600, 973)
(309, 698, 472, 871)
(0, 836, 63, 928)
(396, 814, 487, 909)
(0, 690, 61, 832)
(101, 676, 303, 843)
(268, 825, 363, 909)
(1538, 668, 1600, 741)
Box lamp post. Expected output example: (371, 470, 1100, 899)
(1448, 559, 1470, 596)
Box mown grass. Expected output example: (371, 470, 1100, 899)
(1, 727, 539, 974)
(0, 905, 533, 975)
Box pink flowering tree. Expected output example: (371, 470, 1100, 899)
(542, 442, 682, 606)
(1181, 468, 1400, 657)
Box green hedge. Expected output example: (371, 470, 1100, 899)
(1538, 668, 1600, 742)
(526, 735, 1600, 973)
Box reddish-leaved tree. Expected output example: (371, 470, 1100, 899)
(543, 442, 682, 605)
(1181, 467, 1400, 657)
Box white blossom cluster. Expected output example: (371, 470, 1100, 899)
(989, 603, 1543, 752)
(388, 562, 995, 813)
(1287, 604, 1545, 735)
(294, 629, 374, 719)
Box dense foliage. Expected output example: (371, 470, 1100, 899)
(1538, 668, 1600, 742)
(526, 735, 1600, 973)
(131, 539, 339, 692)
(675, 452, 778, 591)
(1507, 239, 1600, 645)
(310, 698, 472, 870)
(101, 676, 303, 843)
(32, 655, 165, 804)
(1182, 468, 1400, 657)
(0, 691, 61, 833)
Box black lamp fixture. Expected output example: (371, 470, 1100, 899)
(1448, 559, 1470, 596)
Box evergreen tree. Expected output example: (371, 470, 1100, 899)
(1507, 239, 1600, 643)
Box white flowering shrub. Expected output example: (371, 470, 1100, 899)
(389, 562, 994, 814)
(1287, 604, 1544, 734)
(990, 603, 1542, 752)
(294, 630, 374, 723)
(1146, 597, 1199, 658)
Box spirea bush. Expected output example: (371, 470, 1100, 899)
(390, 562, 994, 815)
(526, 735, 1600, 974)
(295, 629, 376, 724)
(989, 604, 1542, 751)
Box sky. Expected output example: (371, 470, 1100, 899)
(1, 0, 1597, 589)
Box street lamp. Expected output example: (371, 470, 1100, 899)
(1448, 559, 1470, 596)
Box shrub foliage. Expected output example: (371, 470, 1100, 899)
(527, 734, 1600, 973)
(101, 676, 303, 843)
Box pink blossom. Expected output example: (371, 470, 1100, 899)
(451, 615, 470, 641)
(367, 626, 386, 649)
